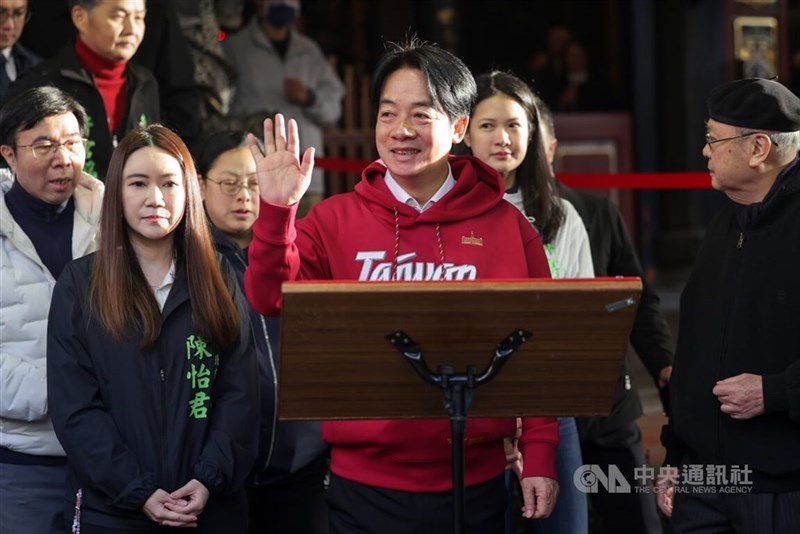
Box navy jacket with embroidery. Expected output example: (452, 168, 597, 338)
(47, 253, 259, 529)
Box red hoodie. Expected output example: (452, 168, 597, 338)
(246, 155, 559, 492)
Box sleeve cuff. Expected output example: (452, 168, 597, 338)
(763, 372, 789, 413)
(252, 200, 298, 245)
(518, 417, 559, 481)
(520, 439, 558, 480)
(660, 423, 684, 467)
(645, 355, 673, 383)
(193, 463, 224, 495)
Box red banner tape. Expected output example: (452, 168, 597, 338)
(313, 157, 712, 190)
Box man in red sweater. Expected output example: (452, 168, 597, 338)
(244, 39, 560, 532)
(5, 0, 159, 180)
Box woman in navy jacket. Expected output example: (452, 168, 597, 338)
(47, 124, 260, 533)
(195, 130, 330, 533)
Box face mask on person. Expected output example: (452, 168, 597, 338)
(264, 2, 298, 28)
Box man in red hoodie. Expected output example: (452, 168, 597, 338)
(244, 39, 560, 532)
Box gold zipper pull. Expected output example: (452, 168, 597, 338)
(737, 232, 744, 249)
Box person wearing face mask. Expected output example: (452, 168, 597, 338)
(223, 0, 344, 216)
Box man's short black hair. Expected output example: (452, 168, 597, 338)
(68, 1, 147, 11)
(0, 86, 87, 147)
(370, 37, 476, 122)
(67, 0, 100, 9)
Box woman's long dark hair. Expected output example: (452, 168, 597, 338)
(472, 71, 565, 243)
(89, 125, 240, 350)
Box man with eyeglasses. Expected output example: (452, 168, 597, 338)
(658, 78, 800, 532)
(0, 0, 40, 102)
(0, 85, 103, 533)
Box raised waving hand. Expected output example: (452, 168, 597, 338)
(248, 114, 315, 207)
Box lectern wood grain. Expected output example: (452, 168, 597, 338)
(279, 279, 641, 420)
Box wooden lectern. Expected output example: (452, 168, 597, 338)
(279, 278, 641, 533)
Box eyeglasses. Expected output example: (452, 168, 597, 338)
(704, 131, 780, 151)
(704, 132, 758, 147)
(205, 174, 259, 196)
(0, 8, 31, 24)
(16, 138, 87, 159)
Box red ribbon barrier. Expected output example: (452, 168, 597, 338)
(558, 172, 712, 190)
(313, 157, 713, 190)
(314, 156, 369, 174)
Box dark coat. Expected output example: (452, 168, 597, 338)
(211, 226, 328, 486)
(662, 159, 800, 493)
(0, 41, 41, 101)
(560, 186, 674, 441)
(6, 44, 160, 180)
(47, 253, 259, 531)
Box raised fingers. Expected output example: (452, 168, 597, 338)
(247, 132, 264, 163)
(261, 117, 275, 155)
(300, 146, 316, 178)
(273, 113, 288, 152)
(287, 118, 300, 159)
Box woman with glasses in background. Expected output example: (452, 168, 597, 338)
(195, 130, 330, 534)
(197, 131, 263, 251)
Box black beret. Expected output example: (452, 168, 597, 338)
(707, 78, 800, 132)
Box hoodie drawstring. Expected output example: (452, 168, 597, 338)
(392, 207, 400, 280)
(391, 207, 445, 280)
(435, 223, 445, 265)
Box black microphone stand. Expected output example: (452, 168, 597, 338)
(386, 329, 533, 534)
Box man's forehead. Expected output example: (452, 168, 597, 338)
(705, 119, 734, 132)
(16, 113, 80, 138)
(0, 0, 28, 9)
(88, 0, 146, 13)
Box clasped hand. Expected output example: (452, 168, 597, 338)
(142, 479, 209, 528)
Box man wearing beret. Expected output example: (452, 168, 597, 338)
(657, 78, 800, 532)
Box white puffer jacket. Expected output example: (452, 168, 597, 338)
(0, 169, 103, 455)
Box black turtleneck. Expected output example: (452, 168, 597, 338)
(734, 156, 800, 231)
(5, 179, 75, 279)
